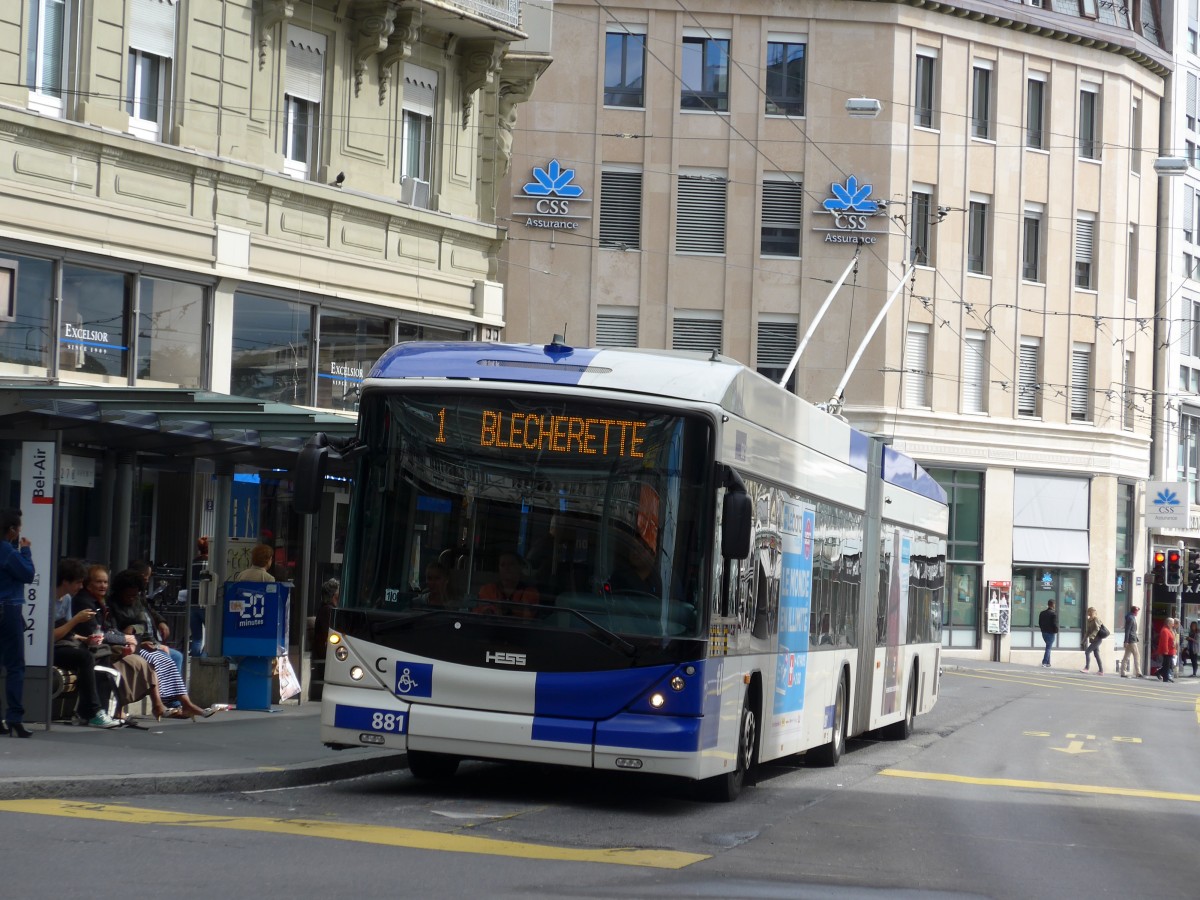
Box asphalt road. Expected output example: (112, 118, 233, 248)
(1, 662, 1195, 900)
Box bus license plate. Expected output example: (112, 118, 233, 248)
(334, 704, 408, 734)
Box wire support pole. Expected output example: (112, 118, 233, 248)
(779, 250, 861, 389)
(831, 264, 918, 407)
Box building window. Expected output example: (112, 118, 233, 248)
(125, 0, 177, 140)
(963, 330, 986, 414)
(675, 172, 727, 254)
(604, 29, 645, 108)
(59, 265, 129, 380)
(1023, 206, 1043, 282)
(1122, 352, 1134, 431)
(1026, 76, 1046, 149)
(1075, 214, 1095, 289)
(137, 276, 203, 388)
(761, 177, 803, 257)
(1079, 86, 1100, 160)
(967, 197, 989, 274)
(1011, 567, 1087, 643)
(672, 311, 722, 354)
(1018, 338, 1041, 417)
(928, 468, 983, 649)
(1070, 343, 1092, 422)
(1127, 224, 1138, 300)
(316, 311, 392, 412)
(1130, 98, 1141, 172)
(596, 307, 638, 347)
(1186, 298, 1200, 358)
(765, 36, 805, 116)
(756, 317, 798, 391)
(1189, 73, 1198, 131)
(0, 253, 53, 370)
(400, 65, 437, 207)
(910, 187, 932, 266)
(231, 292, 313, 404)
(1186, 189, 1197, 244)
(26, 0, 72, 117)
(680, 33, 729, 112)
(1115, 482, 1135, 616)
(904, 322, 930, 408)
(1180, 411, 1200, 504)
(971, 63, 993, 140)
(914, 51, 936, 128)
(283, 26, 326, 180)
(599, 169, 643, 250)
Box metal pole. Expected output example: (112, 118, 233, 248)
(779, 250, 860, 388)
(832, 264, 917, 404)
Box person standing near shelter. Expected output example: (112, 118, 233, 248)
(0, 508, 35, 737)
(1157, 617, 1178, 682)
(1038, 599, 1059, 668)
(235, 544, 276, 582)
(1185, 621, 1200, 677)
(1120, 605, 1143, 678)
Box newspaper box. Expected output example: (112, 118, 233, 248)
(223, 582, 290, 709)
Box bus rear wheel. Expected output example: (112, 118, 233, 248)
(406, 750, 460, 781)
(883, 672, 917, 741)
(809, 676, 846, 767)
(696, 699, 756, 802)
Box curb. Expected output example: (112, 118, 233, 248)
(0, 750, 409, 801)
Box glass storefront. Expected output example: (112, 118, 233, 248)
(60, 264, 129, 379)
(930, 468, 983, 648)
(1009, 566, 1087, 647)
(0, 253, 53, 370)
(316, 311, 391, 412)
(231, 292, 312, 404)
(138, 277, 205, 387)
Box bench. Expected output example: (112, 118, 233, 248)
(51, 664, 122, 722)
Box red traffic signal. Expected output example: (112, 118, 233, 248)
(1167, 549, 1183, 586)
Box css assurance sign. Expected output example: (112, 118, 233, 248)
(515, 159, 591, 231)
(813, 175, 886, 245)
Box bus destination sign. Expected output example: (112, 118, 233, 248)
(435, 407, 647, 458)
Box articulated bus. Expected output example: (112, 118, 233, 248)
(297, 340, 947, 800)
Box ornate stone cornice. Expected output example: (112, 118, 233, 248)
(378, 6, 423, 105)
(459, 39, 505, 128)
(351, 0, 400, 98)
(259, 0, 295, 71)
(494, 55, 550, 178)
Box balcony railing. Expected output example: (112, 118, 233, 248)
(447, 0, 521, 29)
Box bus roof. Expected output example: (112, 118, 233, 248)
(367, 341, 946, 505)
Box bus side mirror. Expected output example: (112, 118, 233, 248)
(294, 434, 330, 515)
(721, 490, 752, 560)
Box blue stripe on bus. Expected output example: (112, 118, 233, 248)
(596, 712, 702, 753)
(370, 341, 603, 385)
(531, 717, 594, 744)
(881, 445, 948, 504)
(534, 665, 679, 719)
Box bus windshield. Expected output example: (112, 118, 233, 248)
(343, 391, 715, 640)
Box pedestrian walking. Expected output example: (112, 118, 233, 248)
(1120, 606, 1143, 678)
(1038, 599, 1059, 667)
(0, 508, 36, 738)
(1157, 617, 1178, 683)
(1081, 607, 1107, 674)
(1185, 621, 1200, 677)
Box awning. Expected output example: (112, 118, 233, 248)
(0, 383, 358, 470)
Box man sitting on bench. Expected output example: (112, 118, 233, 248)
(53, 558, 119, 728)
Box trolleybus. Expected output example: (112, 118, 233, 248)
(296, 340, 947, 800)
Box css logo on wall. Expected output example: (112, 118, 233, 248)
(516, 159, 592, 230)
(813, 175, 886, 245)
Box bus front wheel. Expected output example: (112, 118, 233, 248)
(406, 750, 460, 781)
(696, 698, 756, 802)
(809, 676, 846, 767)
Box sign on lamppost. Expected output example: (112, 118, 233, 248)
(1145, 481, 1188, 529)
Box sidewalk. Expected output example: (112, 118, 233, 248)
(0, 702, 406, 801)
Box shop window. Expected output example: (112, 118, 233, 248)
(60, 264, 129, 379)
(0, 253, 54, 370)
(316, 311, 392, 412)
(137, 276, 203, 387)
(231, 293, 312, 403)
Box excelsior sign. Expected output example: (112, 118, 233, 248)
(515, 159, 591, 230)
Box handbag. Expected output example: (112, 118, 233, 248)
(1096, 623, 1110, 641)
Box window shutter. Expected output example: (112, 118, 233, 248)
(402, 64, 437, 117)
(963, 331, 985, 413)
(761, 180, 802, 230)
(1191, 74, 1199, 122)
(1070, 345, 1091, 420)
(676, 175, 726, 254)
(1018, 341, 1040, 415)
(1075, 218, 1094, 263)
(1186, 191, 1195, 239)
(596, 310, 638, 347)
(599, 171, 642, 249)
(285, 26, 326, 104)
(40, 0, 67, 95)
(757, 319, 798, 367)
(672, 315, 722, 353)
(129, 0, 177, 59)
(904, 323, 930, 407)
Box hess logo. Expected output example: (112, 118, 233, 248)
(485, 651, 527, 666)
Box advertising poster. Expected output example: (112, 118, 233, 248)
(773, 502, 814, 737)
(986, 580, 1011, 635)
(20, 441, 56, 667)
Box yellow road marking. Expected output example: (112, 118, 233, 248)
(881, 769, 1200, 803)
(0, 800, 708, 869)
(944, 670, 1197, 704)
(947, 671, 1060, 689)
(1050, 740, 1094, 755)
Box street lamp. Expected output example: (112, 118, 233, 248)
(845, 97, 882, 119)
(1152, 156, 1187, 176)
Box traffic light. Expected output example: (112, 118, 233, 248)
(1189, 549, 1200, 586)
(1151, 548, 1166, 585)
(1166, 549, 1183, 587)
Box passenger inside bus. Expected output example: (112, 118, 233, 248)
(474, 551, 540, 618)
(606, 536, 662, 597)
(416, 561, 455, 610)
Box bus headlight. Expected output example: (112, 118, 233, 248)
(670, 676, 685, 691)
(349, 665, 365, 681)
(335, 646, 349, 661)
(328, 633, 341, 645)
(649, 692, 665, 709)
